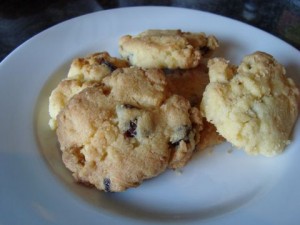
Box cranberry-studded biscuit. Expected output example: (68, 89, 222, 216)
(201, 52, 299, 156)
(56, 67, 202, 192)
(67, 52, 129, 81)
(119, 29, 219, 69)
(48, 52, 129, 129)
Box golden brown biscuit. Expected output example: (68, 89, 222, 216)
(119, 29, 219, 69)
(48, 52, 129, 129)
(56, 67, 202, 192)
(67, 52, 129, 81)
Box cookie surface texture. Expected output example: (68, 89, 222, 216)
(67, 52, 129, 81)
(201, 51, 299, 156)
(48, 52, 129, 129)
(56, 67, 202, 192)
(119, 29, 218, 69)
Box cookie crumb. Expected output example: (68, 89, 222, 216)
(201, 51, 299, 156)
(174, 169, 183, 176)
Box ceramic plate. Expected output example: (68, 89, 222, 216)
(0, 6, 299, 225)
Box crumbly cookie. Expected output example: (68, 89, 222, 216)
(56, 67, 202, 192)
(119, 29, 219, 69)
(165, 64, 224, 149)
(67, 52, 129, 81)
(201, 51, 299, 156)
(48, 52, 129, 129)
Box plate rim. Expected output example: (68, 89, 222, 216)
(0, 6, 300, 225)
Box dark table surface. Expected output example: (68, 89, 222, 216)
(0, 0, 299, 62)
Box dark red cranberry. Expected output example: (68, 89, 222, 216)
(124, 119, 137, 138)
(102, 60, 117, 72)
(103, 178, 111, 192)
(199, 46, 210, 56)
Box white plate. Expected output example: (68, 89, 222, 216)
(0, 6, 299, 225)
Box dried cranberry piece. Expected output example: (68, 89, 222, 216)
(124, 119, 137, 138)
(103, 60, 117, 72)
(123, 104, 136, 109)
(199, 46, 210, 56)
(103, 178, 111, 192)
(168, 140, 180, 148)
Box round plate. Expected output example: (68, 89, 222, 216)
(0, 6, 299, 225)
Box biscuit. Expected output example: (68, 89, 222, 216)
(48, 52, 129, 129)
(164, 64, 224, 149)
(56, 67, 202, 192)
(201, 51, 299, 156)
(67, 52, 129, 81)
(119, 29, 219, 69)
